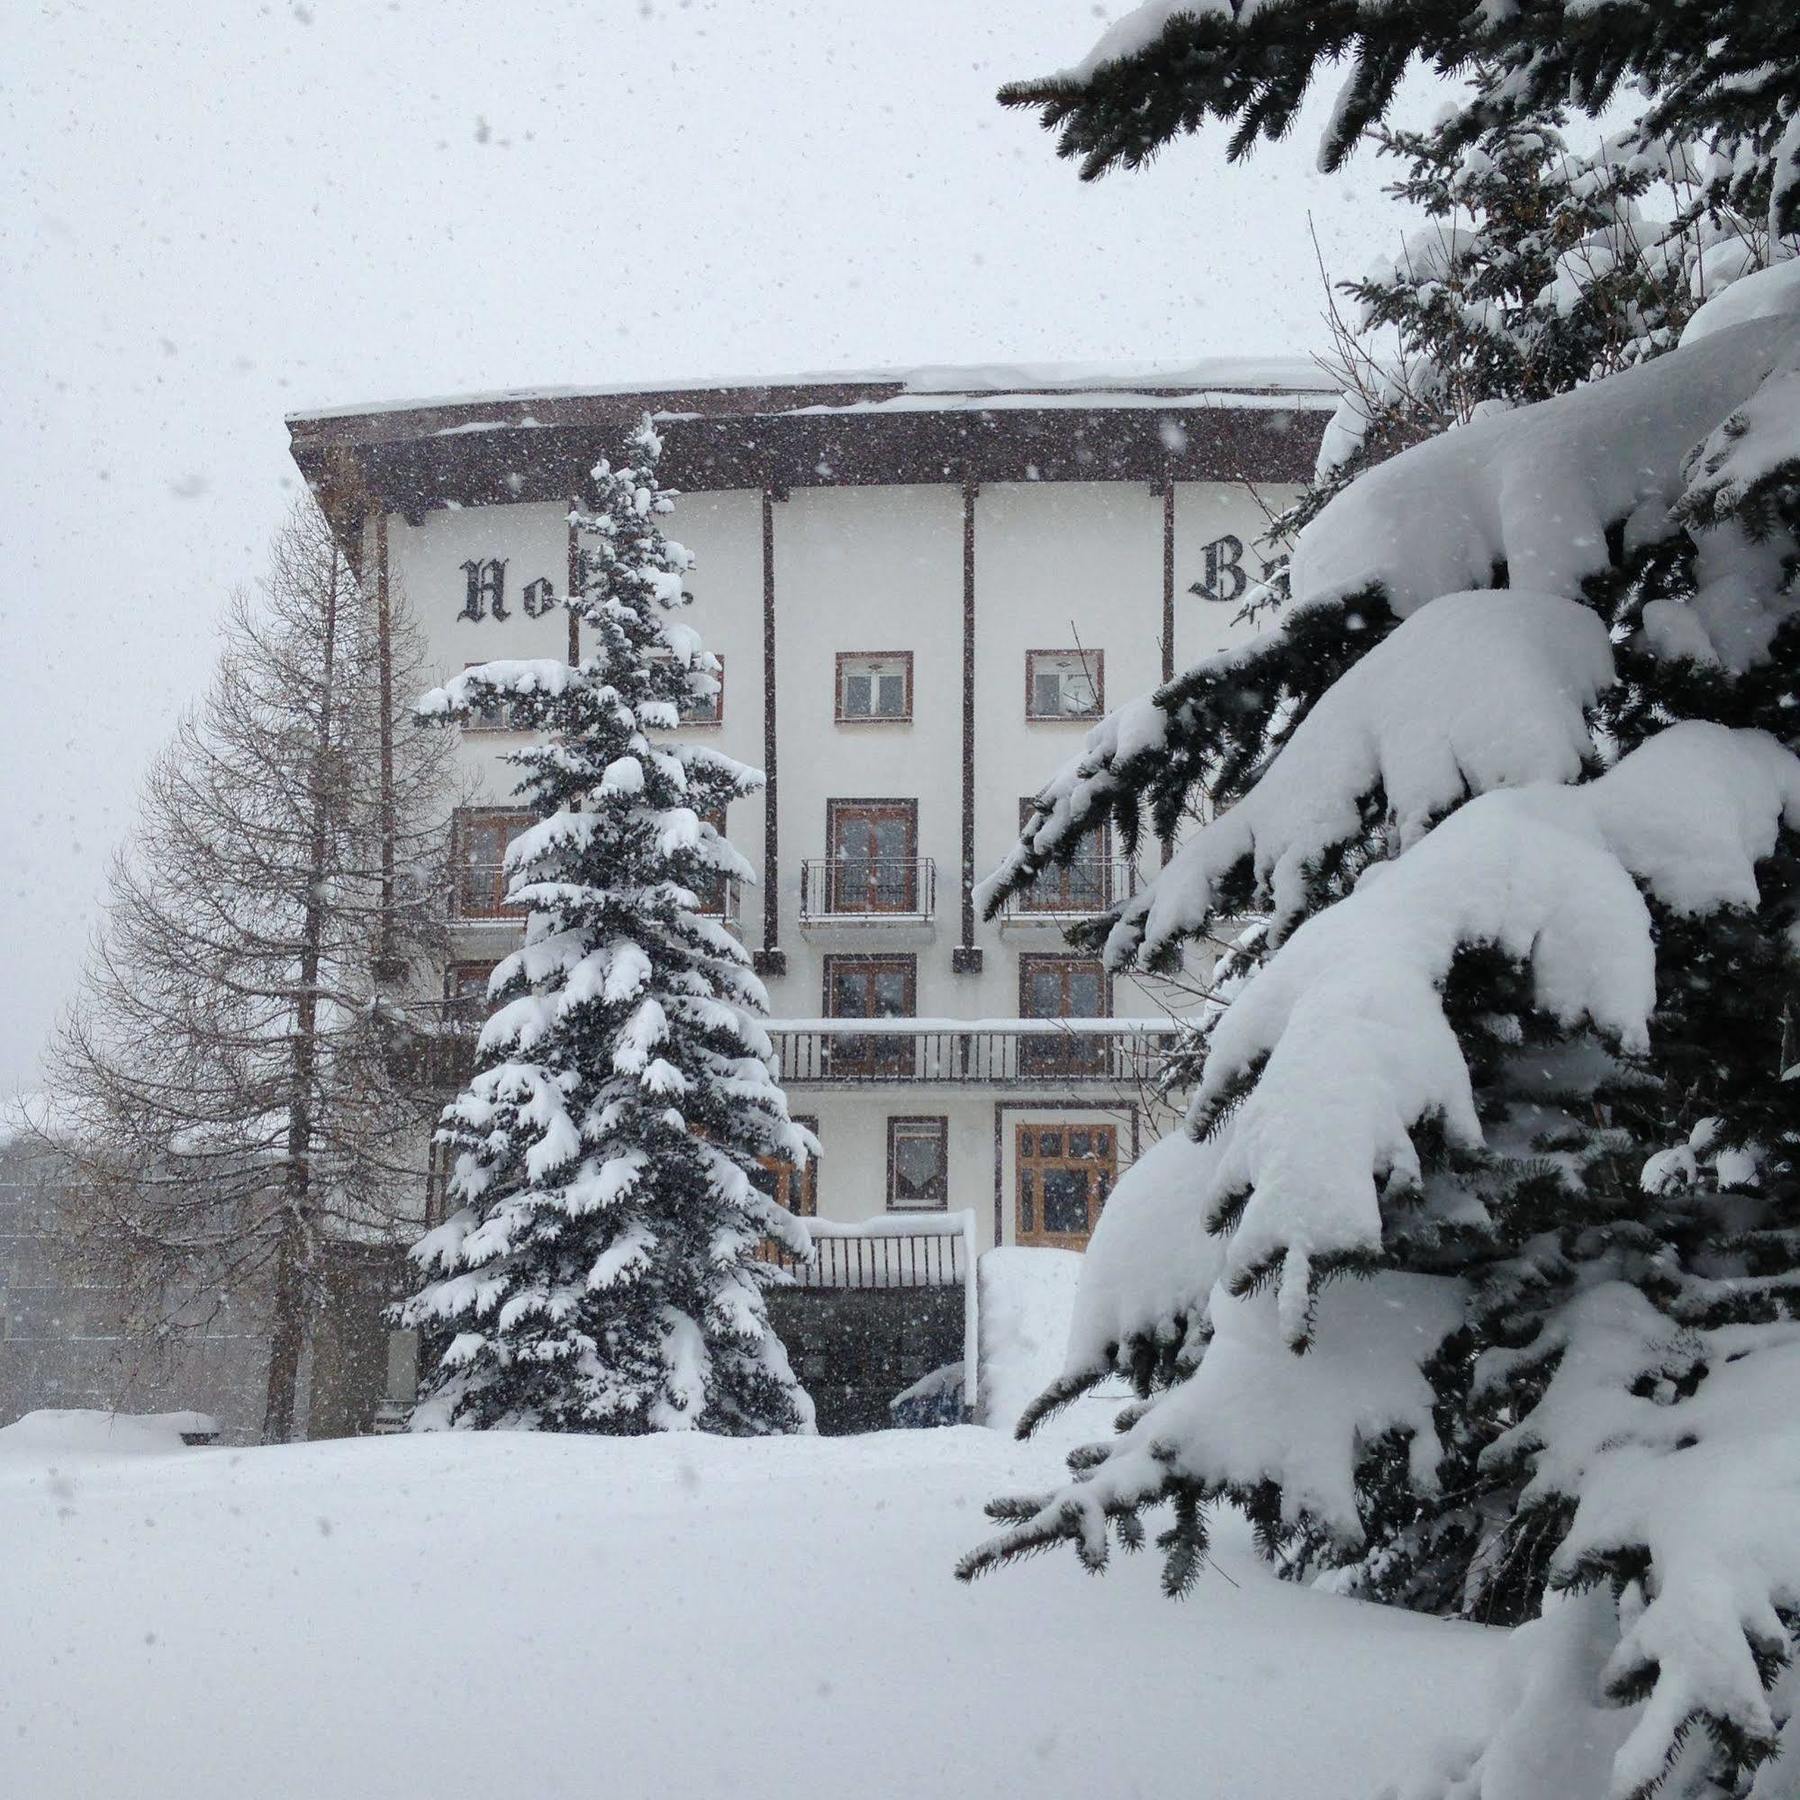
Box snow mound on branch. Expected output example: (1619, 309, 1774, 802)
(1191, 724, 1800, 1344)
(1062, 1127, 1227, 1381)
(1110, 592, 1613, 965)
(1289, 313, 1800, 616)
(1387, 1590, 1633, 1800)
(1421, 1286, 1800, 1800)
(970, 1271, 1466, 1571)
(1055, 1, 1211, 83)
(1680, 254, 1800, 346)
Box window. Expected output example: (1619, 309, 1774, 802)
(693, 807, 730, 917)
(1017, 798, 1114, 914)
(461, 663, 525, 733)
(1016, 1122, 1115, 1247)
(836, 652, 912, 723)
(1026, 649, 1104, 721)
(446, 960, 498, 1032)
(823, 953, 916, 1078)
(451, 808, 530, 919)
(826, 799, 919, 915)
(679, 654, 724, 726)
(1019, 953, 1108, 1077)
(888, 1116, 948, 1211)
(754, 1114, 819, 1218)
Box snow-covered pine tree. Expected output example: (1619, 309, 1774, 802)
(399, 417, 815, 1437)
(1285, 96, 1742, 555)
(964, 11, 1800, 1798)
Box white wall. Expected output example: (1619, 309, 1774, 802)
(382, 462, 1293, 1241)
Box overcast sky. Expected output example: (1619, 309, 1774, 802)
(1, 1, 1435, 1095)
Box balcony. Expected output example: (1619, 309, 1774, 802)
(799, 857, 937, 932)
(450, 859, 525, 930)
(767, 1018, 1176, 1086)
(998, 858, 1136, 929)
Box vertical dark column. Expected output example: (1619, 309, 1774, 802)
(953, 471, 983, 974)
(1160, 471, 1176, 868)
(1161, 470, 1176, 687)
(566, 500, 581, 667)
(754, 487, 787, 978)
(375, 511, 397, 942)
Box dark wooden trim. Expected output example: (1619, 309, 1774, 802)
(290, 396, 1331, 557)
(290, 375, 1334, 450)
(761, 488, 781, 962)
(960, 471, 978, 960)
(1162, 474, 1176, 868)
(566, 502, 580, 667)
(991, 1098, 1142, 1249)
(1160, 472, 1176, 686)
(1024, 647, 1106, 721)
(887, 1114, 950, 1212)
(375, 513, 396, 942)
(833, 650, 914, 724)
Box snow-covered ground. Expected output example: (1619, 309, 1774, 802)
(2, 1410, 1502, 1800)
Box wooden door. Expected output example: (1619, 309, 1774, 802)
(824, 955, 916, 1079)
(1016, 1122, 1115, 1248)
(828, 801, 917, 914)
(1019, 956, 1108, 1077)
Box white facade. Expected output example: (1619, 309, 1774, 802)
(292, 366, 1330, 1258)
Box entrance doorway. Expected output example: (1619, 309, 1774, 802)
(1015, 1121, 1116, 1248)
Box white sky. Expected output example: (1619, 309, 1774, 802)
(1, 1, 1434, 1094)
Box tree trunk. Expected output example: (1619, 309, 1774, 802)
(261, 1209, 308, 1442)
(262, 546, 340, 1444)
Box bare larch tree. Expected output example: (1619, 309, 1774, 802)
(45, 500, 459, 1441)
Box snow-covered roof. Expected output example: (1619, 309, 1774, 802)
(285, 357, 1338, 429)
(287, 357, 1338, 551)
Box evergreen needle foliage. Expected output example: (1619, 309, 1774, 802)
(976, 13, 1800, 1798)
(399, 419, 815, 1436)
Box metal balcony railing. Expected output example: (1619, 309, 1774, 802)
(799, 857, 936, 925)
(767, 1018, 1177, 1086)
(1000, 858, 1136, 922)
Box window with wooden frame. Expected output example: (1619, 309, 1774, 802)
(692, 806, 730, 917)
(679, 654, 724, 726)
(1019, 953, 1109, 1077)
(1025, 649, 1104, 721)
(754, 1113, 819, 1218)
(823, 953, 916, 1079)
(1016, 798, 1114, 914)
(1016, 1121, 1115, 1247)
(836, 651, 913, 723)
(461, 662, 524, 733)
(826, 798, 919, 914)
(446, 960, 499, 1033)
(888, 1116, 948, 1211)
(451, 808, 531, 919)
